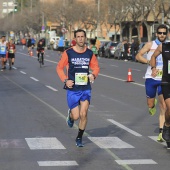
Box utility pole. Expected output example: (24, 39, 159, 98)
(31, 0, 32, 13)
(97, 0, 100, 37)
(21, 0, 23, 14)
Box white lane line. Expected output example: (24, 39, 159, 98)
(148, 136, 166, 146)
(115, 159, 157, 165)
(20, 71, 26, 74)
(12, 67, 17, 70)
(17, 52, 58, 64)
(38, 161, 78, 166)
(131, 68, 141, 72)
(99, 73, 145, 87)
(46, 85, 58, 91)
(107, 119, 142, 137)
(88, 137, 134, 149)
(25, 137, 65, 150)
(30, 77, 39, 82)
(45, 55, 50, 57)
(111, 65, 118, 67)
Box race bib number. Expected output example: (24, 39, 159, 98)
(168, 61, 170, 74)
(1, 47, 5, 52)
(156, 69, 163, 78)
(75, 73, 88, 85)
(9, 49, 14, 53)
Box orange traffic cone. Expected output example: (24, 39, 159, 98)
(30, 51, 33, 57)
(127, 68, 134, 82)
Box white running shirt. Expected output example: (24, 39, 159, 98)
(145, 41, 163, 80)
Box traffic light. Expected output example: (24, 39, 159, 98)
(14, 2, 17, 12)
(14, 6, 17, 12)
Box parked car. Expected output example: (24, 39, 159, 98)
(104, 41, 119, 58)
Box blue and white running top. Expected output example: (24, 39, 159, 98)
(145, 40, 163, 80)
(0, 41, 7, 55)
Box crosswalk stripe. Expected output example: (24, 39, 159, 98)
(37, 161, 78, 166)
(25, 137, 66, 150)
(0, 139, 26, 148)
(88, 137, 134, 149)
(115, 159, 157, 165)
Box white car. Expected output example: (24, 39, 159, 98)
(50, 36, 60, 44)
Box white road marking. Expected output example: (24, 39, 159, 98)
(46, 85, 58, 91)
(88, 137, 134, 149)
(148, 136, 166, 146)
(0, 139, 26, 148)
(25, 137, 66, 150)
(99, 73, 145, 87)
(30, 77, 39, 81)
(20, 71, 26, 74)
(131, 68, 141, 72)
(4, 75, 132, 170)
(115, 159, 157, 165)
(45, 55, 50, 57)
(107, 119, 142, 137)
(38, 161, 78, 166)
(111, 65, 118, 67)
(12, 67, 17, 70)
(17, 52, 58, 64)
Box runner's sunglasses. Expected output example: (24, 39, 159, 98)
(157, 32, 167, 35)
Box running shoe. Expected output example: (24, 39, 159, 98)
(166, 142, 170, 149)
(157, 132, 165, 142)
(149, 99, 157, 116)
(76, 138, 84, 147)
(66, 109, 74, 128)
(162, 124, 170, 142)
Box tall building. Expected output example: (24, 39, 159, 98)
(0, 0, 16, 18)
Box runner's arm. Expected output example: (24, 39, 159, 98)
(136, 42, 152, 64)
(150, 44, 162, 69)
(89, 54, 100, 78)
(56, 51, 69, 82)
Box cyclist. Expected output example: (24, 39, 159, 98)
(36, 40, 45, 65)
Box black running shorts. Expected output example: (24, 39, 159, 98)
(161, 83, 170, 100)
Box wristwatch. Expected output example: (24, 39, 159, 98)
(64, 79, 68, 83)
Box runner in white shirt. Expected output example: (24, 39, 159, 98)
(136, 24, 168, 143)
(0, 36, 8, 71)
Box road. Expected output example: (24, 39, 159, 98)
(0, 46, 169, 170)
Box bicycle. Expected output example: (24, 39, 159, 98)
(38, 50, 44, 68)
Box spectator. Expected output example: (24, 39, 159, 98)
(89, 38, 98, 56)
(131, 39, 139, 62)
(57, 37, 65, 55)
(122, 37, 129, 61)
(71, 38, 76, 46)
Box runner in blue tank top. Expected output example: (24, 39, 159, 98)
(57, 29, 100, 147)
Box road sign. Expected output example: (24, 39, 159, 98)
(47, 21, 52, 27)
(61, 28, 67, 34)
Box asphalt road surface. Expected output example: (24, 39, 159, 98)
(0, 46, 169, 170)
